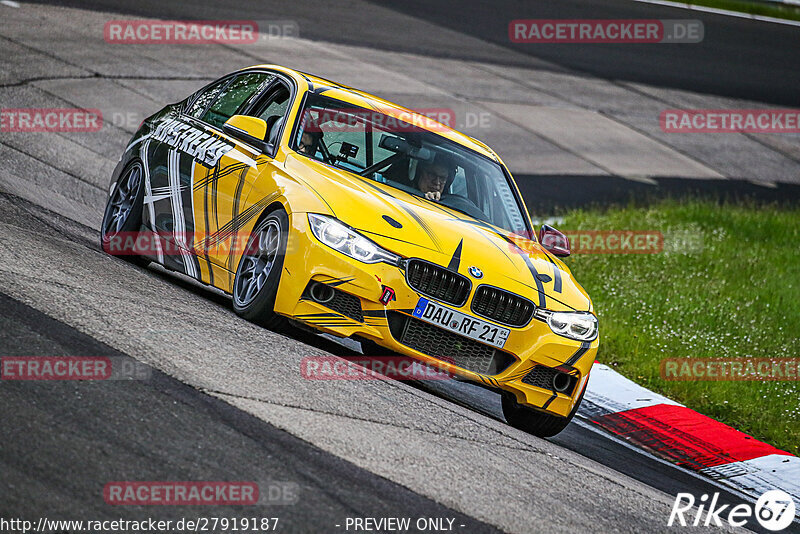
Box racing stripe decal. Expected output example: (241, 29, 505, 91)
(447, 239, 463, 272)
(500, 234, 546, 308)
(320, 277, 356, 287)
(125, 133, 151, 153)
(167, 149, 198, 279)
(192, 162, 250, 190)
(180, 152, 201, 279)
(447, 218, 516, 265)
(542, 393, 558, 409)
(140, 139, 163, 263)
(398, 202, 442, 252)
(566, 341, 591, 366)
(291, 172, 337, 217)
(188, 156, 204, 282)
(199, 193, 279, 250)
(200, 161, 217, 286)
(227, 165, 251, 272)
(543, 254, 563, 293)
(505, 366, 535, 380)
(356, 178, 442, 251)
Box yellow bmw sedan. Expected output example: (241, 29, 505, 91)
(101, 64, 598, 437)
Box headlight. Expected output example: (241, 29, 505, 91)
(308, 213, 400, 265)
(535, 309, 598, 342)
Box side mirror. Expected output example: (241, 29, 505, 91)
(222, 115, 268, 152)
(539, 224, 570, 257)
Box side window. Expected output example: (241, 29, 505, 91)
(249, 82, 292, 144)
(185, 77, 231, 118)
(252, 83, 291, 122)
(450, 166, 468, 197)
(315, 122, 366, 170)
(200, 72, 273, 129)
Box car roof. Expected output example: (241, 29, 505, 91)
(241, 64, 499, 162)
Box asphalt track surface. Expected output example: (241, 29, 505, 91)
(0, 291, 497, 533)
(32, 0, 800, 105)
(1, 192, 789, 533)
(2, 1, 797, 533)
(0, 193, 663, 533)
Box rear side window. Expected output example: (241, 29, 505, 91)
(186, 77, 231, 118)
(200, 72, 274, 129)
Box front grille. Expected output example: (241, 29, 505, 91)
(471, 286, 535, 327)
(326, 288, 363, 322)
(521, 365, 577, 396)
(405, 259, 471, 307)
(390, 313, 514, 375)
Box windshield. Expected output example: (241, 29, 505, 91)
(293, 94, 529, 235)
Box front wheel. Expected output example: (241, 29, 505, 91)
(502, 382, 586, 438)
(232, 208, 289, 331)
(100, 161, 149, 266)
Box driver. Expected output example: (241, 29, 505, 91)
(297, 130, 322, 156)
(416, 155, 455, 202)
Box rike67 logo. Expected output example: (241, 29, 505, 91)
(669, 490, 796, 531)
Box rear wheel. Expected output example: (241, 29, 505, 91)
(502, 383, 586, 438)
(232, 208, 289, 331)
(100, 161, 149, 266)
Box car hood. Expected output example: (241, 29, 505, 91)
(285, 154, 591, 311)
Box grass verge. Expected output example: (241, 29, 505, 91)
(680, 0, 800, 22)
(557, 199, 799, 454)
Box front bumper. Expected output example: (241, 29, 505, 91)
(275, 213, 597, 418)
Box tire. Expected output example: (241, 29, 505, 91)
(232, 208, 289, 331)
(100, 161, 149, 266)
(502, 382, 586, 438)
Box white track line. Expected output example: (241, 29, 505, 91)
(632, 0, 800, 27)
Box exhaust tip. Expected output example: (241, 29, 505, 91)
(309, 282, 335, 304)
(552, 372, 572, 393)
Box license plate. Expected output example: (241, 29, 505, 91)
(411, 297, 510, 349)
